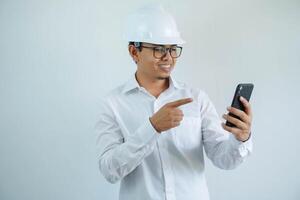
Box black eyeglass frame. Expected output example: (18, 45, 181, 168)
(139, 45, 183, 59)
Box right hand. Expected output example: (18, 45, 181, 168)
(149, 98, 193, 133)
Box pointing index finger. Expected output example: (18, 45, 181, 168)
(167, 98, 193, 107)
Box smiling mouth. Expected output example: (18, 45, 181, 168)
(158, 64, 173, 72)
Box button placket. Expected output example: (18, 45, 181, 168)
(156, 131, 176, 200)
(154, 95, 176, 200)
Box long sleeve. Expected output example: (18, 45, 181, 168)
(95, 99, 159, 183)
(200, 92, 253, 170)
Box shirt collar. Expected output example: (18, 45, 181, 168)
(122, 72, 183, 94)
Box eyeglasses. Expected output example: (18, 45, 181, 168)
(140, 45, 183, 59)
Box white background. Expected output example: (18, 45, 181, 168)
(0, 0, 299, 199)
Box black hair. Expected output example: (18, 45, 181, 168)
(128, 41, 142, 51)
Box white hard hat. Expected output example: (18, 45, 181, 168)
(123, 5, 185, 45)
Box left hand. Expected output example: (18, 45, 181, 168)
(222, 96, 253, 142)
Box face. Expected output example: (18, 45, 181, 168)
(130, 43, 178, 80)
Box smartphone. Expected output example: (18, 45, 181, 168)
(225, 83, 254, 127)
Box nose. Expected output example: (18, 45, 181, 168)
(161, 49, 172, 61)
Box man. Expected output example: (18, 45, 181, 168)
(96, 5, 253, 200)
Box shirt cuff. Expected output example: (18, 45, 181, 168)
(229, 133, 253, 157)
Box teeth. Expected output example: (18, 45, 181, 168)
(159, 65, 171, 68)
(159, 64, 172, 72)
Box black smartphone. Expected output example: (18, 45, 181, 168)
(225, 83, 254, 127)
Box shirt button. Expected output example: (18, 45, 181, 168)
(240, 145, 245, 151)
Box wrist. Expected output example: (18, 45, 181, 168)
(241, 132, 251, 142)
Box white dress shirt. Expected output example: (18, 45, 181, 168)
(95, 73, 252, 200)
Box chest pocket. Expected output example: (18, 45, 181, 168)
(173, 116, 202, 149)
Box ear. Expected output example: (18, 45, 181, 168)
(128, 45, 139, 63)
